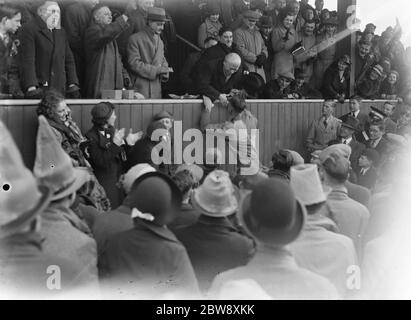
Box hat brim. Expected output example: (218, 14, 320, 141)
(241, 195, 306, 246)
(341, 123, 358, 131)
(51, 168, 89, 201)
(0, 185, 52, 238)
(191, 186, 240, 218)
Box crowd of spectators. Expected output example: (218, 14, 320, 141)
(1, 0, 411, 102)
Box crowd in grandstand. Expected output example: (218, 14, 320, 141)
(1, 0, 411, 300)
(1, 0, 411, 102)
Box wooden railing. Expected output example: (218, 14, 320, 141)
(0, 99, 389, 170)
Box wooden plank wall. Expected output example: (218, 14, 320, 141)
(0, 100, 389, 170)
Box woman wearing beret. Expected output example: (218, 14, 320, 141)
(85, 101, 142, 209)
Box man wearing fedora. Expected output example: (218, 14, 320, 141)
(289, 164, 357, 297)
(33, 116, 100, 292)
(209, 177, 338, 299)
(127, 7, 170, 99)
(99, 172, 200, 299)
(0, 121, 81, 298)
(174, 170, 256, 292)
(336, 116, 365, 173)
(233, 9, 268, 81)
(318, 144, 370, 258)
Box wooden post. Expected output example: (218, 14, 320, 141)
(337, 0, 360, 96)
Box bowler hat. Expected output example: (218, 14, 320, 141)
(341, 116, 359, 131)
(33, 116, 89, 201)
(191, 170, 240, 217)
(290, 164, 330, 206)
(126, 172, 182, 226)
(91, 102, 114, 124)
(0, 121, 52, 238)
(243, 10, 261, 21)
(242, 178, 306, 245)
(147, 7, 169, 22)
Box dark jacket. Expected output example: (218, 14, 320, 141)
(168, 203, 200, 231)
(125, 135, 157, 171)
(261, 79, 292, 99)
(321, 61, 350, 99)
(19, 15, 78, 94)
(175, 215, 256, 292)
(85, 126, 126, 209)
(62, 1, 93, 90)
(356, 77, 381, 99)
(336, 137, 365, 173)
(180, 51, 202, 94)
(196, 58, 243, 101)
(84, 17, 129, 98)
(0, 35, 21, 96)
(366, 137, 389, 158)
(99, 219, 200, 298)
(340, 111, 370, 142)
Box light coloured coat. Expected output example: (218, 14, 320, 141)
(127, 27, 169, 99)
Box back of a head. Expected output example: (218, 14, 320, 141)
(125, 172, 182, 226)
(172, 170, 195, 196)
(225, 52, 241, 66)
(272, 149, 294, 172)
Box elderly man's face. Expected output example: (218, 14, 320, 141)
(359, 44, 371, 57)
(39, 1, 60, 28)
(220, 31, 233, 47)
(223, 59, 240, 77)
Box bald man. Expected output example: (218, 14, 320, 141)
(196, 53, 244, 105)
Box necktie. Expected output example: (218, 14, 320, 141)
(351, 112, 356, 118)
(343, 140, 347, 144)
(323, 119, 327, 128)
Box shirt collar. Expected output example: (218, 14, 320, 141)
(134, 219, 179, 243)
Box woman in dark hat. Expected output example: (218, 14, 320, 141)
(85, 102, 131, 209)
(322, 54, 351, 102)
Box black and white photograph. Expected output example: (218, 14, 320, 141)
(0, 0, 411, 307)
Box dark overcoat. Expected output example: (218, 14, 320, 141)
(84, 17, 129, 98)
(19, 15, 78, 93)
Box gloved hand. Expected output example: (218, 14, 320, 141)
(66, 84, 81, 99)
(254, 54, 267, 67)
(25, 87, 43, 99)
